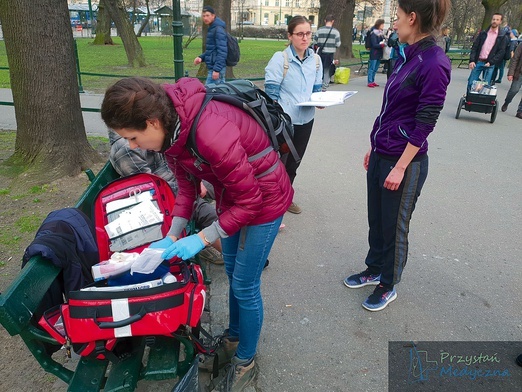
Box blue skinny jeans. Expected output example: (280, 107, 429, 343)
(368, 59, 380, 83)
(221, 215, 283, 360)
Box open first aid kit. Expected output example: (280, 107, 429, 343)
(38, 173, 206, 359)
(92, 173, 177, 260)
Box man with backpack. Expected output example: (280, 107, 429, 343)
(193, 6, 228, 86)
(313, 15, 341, 90)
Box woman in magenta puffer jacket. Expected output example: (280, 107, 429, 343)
(101, 77, 292, 391)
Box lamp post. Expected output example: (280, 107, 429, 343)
(172, 0, 184, 80)
(87, 0, 94, 34)
(240, 0, 245, 39)
(279, 0, 282, 26)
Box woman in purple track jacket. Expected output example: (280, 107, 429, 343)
(344, 0, 452, 312)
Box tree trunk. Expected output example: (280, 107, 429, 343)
(319, 0, 355, 59)
(339, 0, 356, 58)
(104, 0, 146, 67)
(481, 0, 509, 30)
(93, 0, 114, 45)
(0, 0, 101, 188)
(198, 1, 234, 79)
(136, 0, 151, 37)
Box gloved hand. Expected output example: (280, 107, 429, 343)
(162, 234, 205, 261)
(149, 236, 174, 250)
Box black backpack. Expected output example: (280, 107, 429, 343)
(503, 37, 513, 61)
(188, 80, 299, 170)
(387, 32, 399, 48)
(365, 29, 373, 49)
(216, 27, 240, 67)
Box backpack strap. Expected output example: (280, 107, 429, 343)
(282, 50, 320, 79)
(188, 94, 214, 171)
(316, 26, 334, 54)
(188, 92, 279, 176)
(283, 51, 289, 79)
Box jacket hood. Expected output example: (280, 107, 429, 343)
(163, 78, 206, 157)
(211, 17, 226, 30)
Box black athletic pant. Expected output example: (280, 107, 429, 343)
(364, 152, 428, 286)
(283, 119, 314, 185)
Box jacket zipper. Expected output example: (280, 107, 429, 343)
(373, 44, 408, 151)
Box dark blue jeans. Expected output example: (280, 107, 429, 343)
(364, 152, 428, 286)
(221, 215, 283, 360)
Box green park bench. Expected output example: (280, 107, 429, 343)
(355, 50, 387, 76)
(0, 161, 197, 391)
(356, 50, 370, 74)
(447, 48, 471, 69)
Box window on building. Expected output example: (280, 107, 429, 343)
(275, 0, 280, 7)
(296, 0, 300, 7)
(285, 0, 290, 6)
(265, 0, 269, 6)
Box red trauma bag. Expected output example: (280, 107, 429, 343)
(39, 262, 205, 358)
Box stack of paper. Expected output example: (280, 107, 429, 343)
(105, 199, 164, 252)
(296, 91, 358, 107)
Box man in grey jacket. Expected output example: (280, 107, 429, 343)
(501, 42, 522, 118)
(313, 15, 341, 89)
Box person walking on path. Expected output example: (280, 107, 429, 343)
(344, 0, 451, 312)
(313, 14, 341, 90)
(501, 42, 522, 119)
(193, 5, 228, 86)
(265, 15, 323, 215)
(101, 77, 293, 392)
(466, 13, 509, 92)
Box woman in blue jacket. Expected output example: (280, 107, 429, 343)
(265, 15, 323, 214)
(344, 0, 451, 311)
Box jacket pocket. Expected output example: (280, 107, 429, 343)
(398, 125, 410, 139)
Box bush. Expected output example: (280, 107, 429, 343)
(231, 26, 288, 40)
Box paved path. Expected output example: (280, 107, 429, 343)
(2, 67, 521, 391)
(205, 68, 522, 391)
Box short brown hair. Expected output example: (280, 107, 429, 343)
(101, 77, 177, 132)
(398, 0, 450, 35)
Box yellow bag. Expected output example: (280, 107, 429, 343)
(334, 67, 350, 84)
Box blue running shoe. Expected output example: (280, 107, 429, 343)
(362, 284, 397, 311)
(343, 269, 381, 288)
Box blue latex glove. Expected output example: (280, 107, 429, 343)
(149, 236, 174, 250)
(162, 234, 205, 261)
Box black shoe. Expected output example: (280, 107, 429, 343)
(501, 103, 508, 112)
(495, 80, 501, 83)
(516, 112, 522, 119)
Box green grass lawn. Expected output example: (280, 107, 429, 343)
(0, 36, 369, 93)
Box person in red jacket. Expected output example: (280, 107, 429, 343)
(101, 77, 292, 392)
